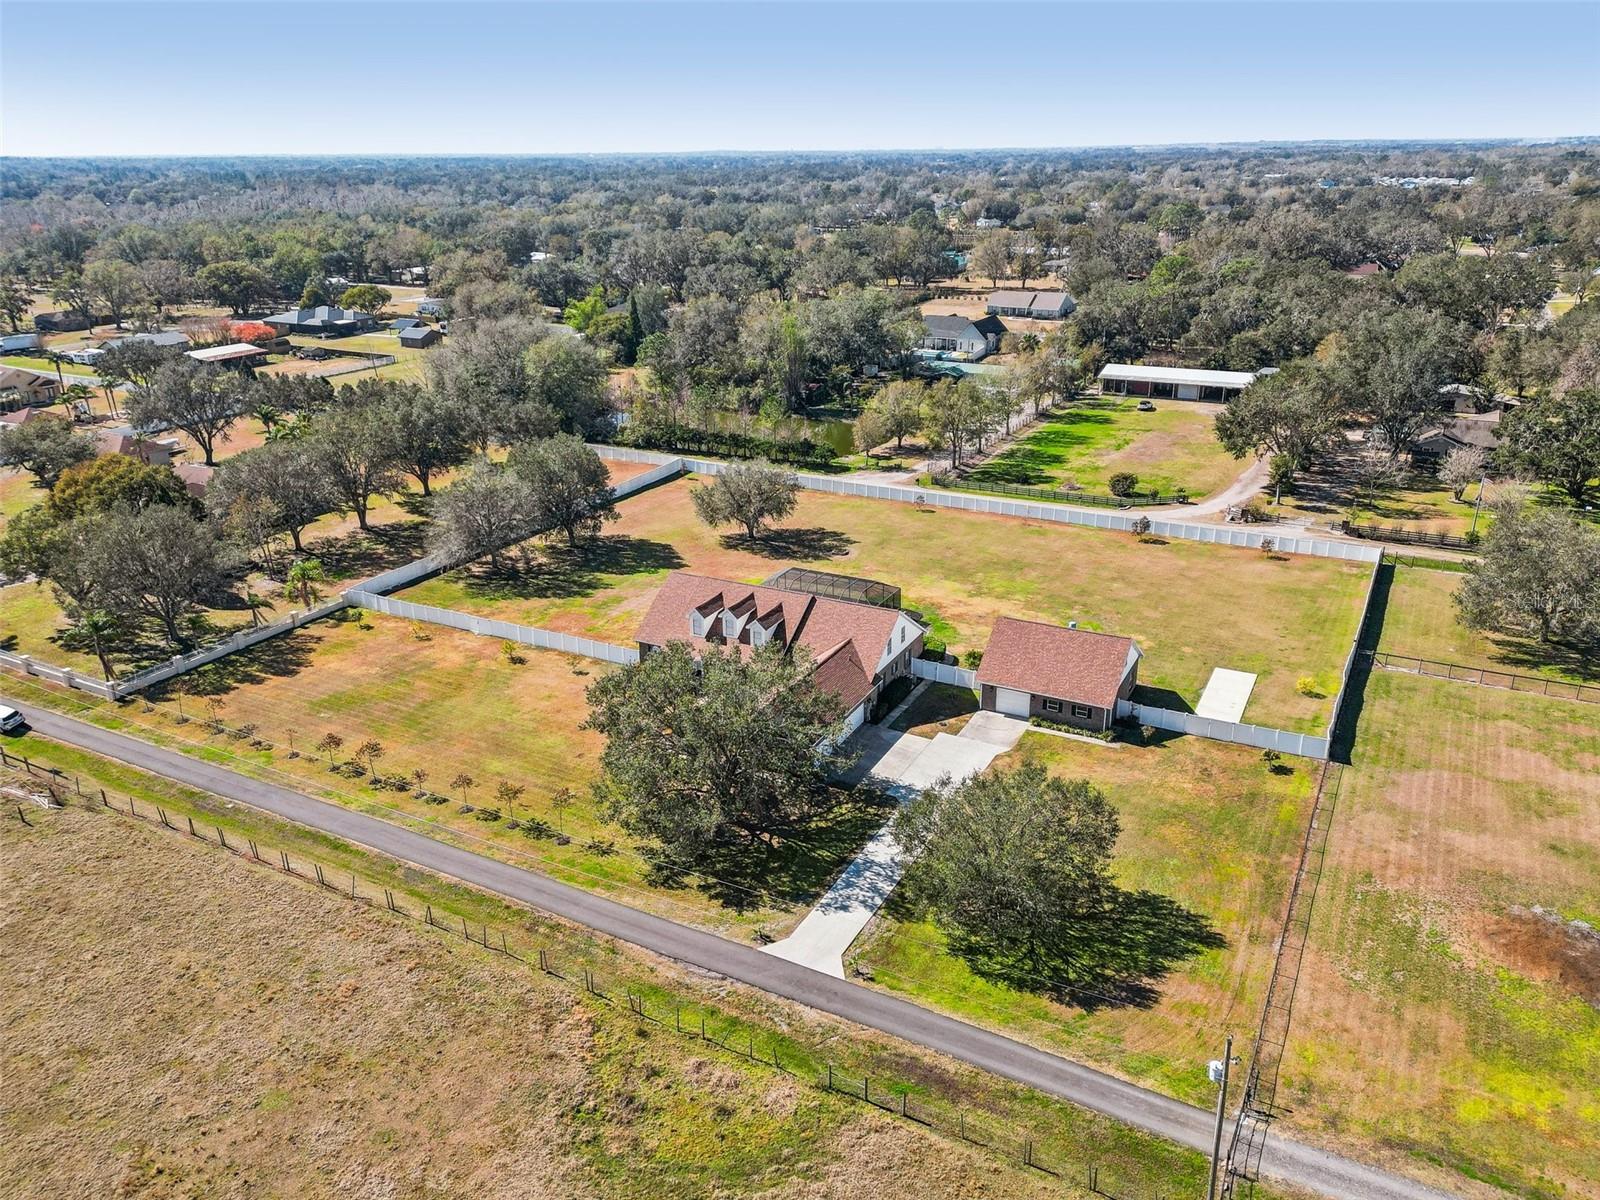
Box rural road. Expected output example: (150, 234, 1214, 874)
(3, 696, 1461, 1200)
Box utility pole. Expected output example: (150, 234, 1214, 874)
(1206, 1034, 1235, 1200)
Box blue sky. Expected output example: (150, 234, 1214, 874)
(2, 2, 1594, 156)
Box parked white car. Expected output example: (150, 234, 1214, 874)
(0, 706, 27, 734)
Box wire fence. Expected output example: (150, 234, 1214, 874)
(1367, 651, 1599, 703)
(0, 760, 1172, 1200)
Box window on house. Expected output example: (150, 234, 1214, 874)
(1070, 703, 1092, 719)
(1042, 698, 1063, 714)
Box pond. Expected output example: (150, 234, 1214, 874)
(704, 410, 857, 456)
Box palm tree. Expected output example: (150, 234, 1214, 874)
(253, 401, 281, 433)
(70, 607, 121, 681)
(285, 558, 326, 609)
(58, 382, 96, 423)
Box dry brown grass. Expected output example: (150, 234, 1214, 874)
(0, 800, 1080, 1200)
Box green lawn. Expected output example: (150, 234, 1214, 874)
(1288, 671, 1600, 1199)
(966, 399, 1241, 499)
(0, 467, 44, 522)
(0, 354, 98, 377)
(1373, 561, 1600, 685)
(851, 729, 1316, 1107)
(401, 474, 1372, 732)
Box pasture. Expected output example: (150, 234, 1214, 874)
(400, 473, 1373, 732)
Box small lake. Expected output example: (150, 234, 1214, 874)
(705, 410, 857, 456)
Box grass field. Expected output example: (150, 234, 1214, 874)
(966, 399, 1240, 499)
(1286, 671, 1600, 1199)
(1373, 561, 1600, 685)
(1, 465, 42, 521)
(851, 727, 1317, 1108)
(400, 474, 1372, 732)
(15, 612, 894, 942)
(3, 755, 1211, 1200)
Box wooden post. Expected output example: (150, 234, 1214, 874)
(158, 807, 170, 828)
(15, 805, 27, 826)
(101, 788, 108, 806)
(281, 850, 291, 873)
(249, 839, 259, 860)
(385, 889, 395, 911)
(426, 904, 434, 927)
(217, 827, 228, 850)
(186, 816, 196, 837)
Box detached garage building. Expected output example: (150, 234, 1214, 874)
(1099, 363, 1257, 403)
(976, 617, 1141, 732)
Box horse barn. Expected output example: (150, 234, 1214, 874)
(1098, 363, 1258, 403)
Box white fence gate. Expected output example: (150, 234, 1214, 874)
(909, 659, 978, 688)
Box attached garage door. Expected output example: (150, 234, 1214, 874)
(840, 700, 867, 736)
(993, 687, 1031, 718)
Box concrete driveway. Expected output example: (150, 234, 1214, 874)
(763, 712, 1028, 977)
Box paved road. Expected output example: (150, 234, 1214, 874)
(3, 696, 1460, 1200)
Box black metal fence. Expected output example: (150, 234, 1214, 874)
(1342, 522, 1478, 550)
(933, 476, 1181, 508)
(1367, 652, 1599, 703)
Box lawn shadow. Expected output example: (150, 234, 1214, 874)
(456, 535, 686, 601)
(888, 873, 1226, 1011)
(723, 526, 856, 560)
(149, 630, 319, 699)
(1130, 684, 1193, 713)
(967, 410, 1120, 487)
(310, 519, 430, 584)
(649, 786, 897, 914)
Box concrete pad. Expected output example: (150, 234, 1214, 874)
(1196, 668, 1257, 723)
(959, 709, 1030, 751)
(897, 732, 1002, 791)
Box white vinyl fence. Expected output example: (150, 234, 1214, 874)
(909, 658, 978, 688)
(114, 598, 350, 696)
(1121, 701, 1330, 759)
(0, 651, 119, 700)
(587, 445, 1382, 565)
(344, 590, 640, 666)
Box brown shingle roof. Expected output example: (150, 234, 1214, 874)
(633, 571, 913, 710)
(976, 617, 1139, 711)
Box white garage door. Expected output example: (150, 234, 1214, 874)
(993, 687, 1032, 718)
(840, 700, 867, 736)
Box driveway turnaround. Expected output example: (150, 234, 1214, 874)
(2, 695, 1461, 1200)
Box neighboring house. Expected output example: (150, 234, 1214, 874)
(976, 616, 1141, 733)
(1098, 363, 1257, 403)
(0, 365, 62, 412)
(390, 316, 423, 331)
(262, 305, 376, 336)
(94, 428, 174, 466)
(34, 310, 93, 333)
(975, 216, 1005, 229)
(1411, 414, 1502, 465)
(0, 332, 42, 353)
(186, 342, 268, 368)
(173, 462, 214, 500)
(985, 290, 1075, 319)
(1436, 382, 1518, 414)
(1343, 262, 1385, 279)
(101, 330, 191, 350)
(634, 571, 927, 736)
(1, 405, 59, 427)
(416, 298, 446, 317)
(398, 325, 441, 348)
(920, 314, 1005, 360)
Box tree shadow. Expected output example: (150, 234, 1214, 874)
(310, 519, 430, 583)
(721, 526, 856, 560)
(888, 873, 1226, 1011)
(967, 411, 1120, 486)
(147, 631, 318, 699)
(645, 786, 897, 914)
(456, 535, 686, 601)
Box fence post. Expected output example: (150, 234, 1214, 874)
(425, 904, 434, 927)
(15, 805, 27, 826)
(249, 839, 259, 860)
(385, 889, 395, 912)
(217, 826, 228, 850)
(157, 806, 170, 828)
(314, 863, 326, 887)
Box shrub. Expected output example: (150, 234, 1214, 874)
(1131, 515, 1153, 540)
(1295, 676, 1323, 698)
(961, 648, 984, 669)
(473, 807, 502, 822)
(500, 641, 525, 665)
(1108, 472, 1139, 497)
(409, 621, 431, 641)
(520, 817, 554, 838)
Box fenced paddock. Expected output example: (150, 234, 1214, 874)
(587, 445, 1383, 565)
(1368, 652, 1600, 703)
(343, 590, 640, 667)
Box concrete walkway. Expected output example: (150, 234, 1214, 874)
(763, 713, 1029, 977)
(2, 695, 1462, 1200)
